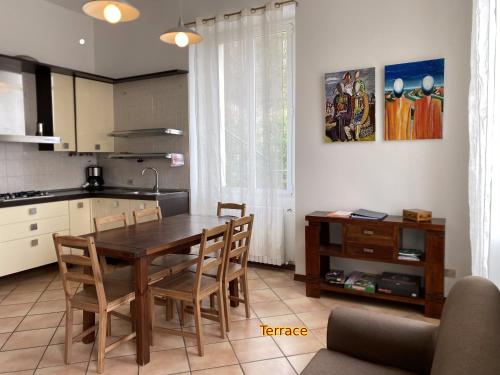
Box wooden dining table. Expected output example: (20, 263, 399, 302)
(80, 214, 234, 366)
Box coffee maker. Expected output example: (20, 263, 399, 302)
(82, 166, 104, 191)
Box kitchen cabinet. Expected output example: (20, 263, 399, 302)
(36, 70, 76, 152)
(90, 198, 131, 231)
(69, 199, 93, 255)
(75, 77, 115, 153)
(128, 200, 158, 222)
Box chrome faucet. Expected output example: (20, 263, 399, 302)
(141, 167, 160, 194)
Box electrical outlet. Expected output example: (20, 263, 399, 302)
(444, 268, 456, 278)
(127, 179, 134, 186)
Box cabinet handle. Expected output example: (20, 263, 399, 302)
(63, 143, 69, 149)
(95, 144, 101, 151)
(31, 239, 39, 247)
(140, 204, 145, 210)
(363, 230, 375, 235)
(362, 248, 374, 254)
(29, 207, 37, 215)
(112, 201, 119, 208)
(30, 223, 38, 231)
(77, 202, 84, 209)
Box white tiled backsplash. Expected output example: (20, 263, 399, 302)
(0, 143, 96, 193)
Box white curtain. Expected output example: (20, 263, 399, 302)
(189, 2, 295, 265)
(469, 0, 500, 285)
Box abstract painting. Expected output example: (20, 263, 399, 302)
(324, 67, 376, 142)
(385, 58, 444, 140)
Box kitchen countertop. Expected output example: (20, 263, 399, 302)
(0, 187, 189, 208)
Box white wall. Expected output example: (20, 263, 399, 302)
(295, 0, 472, 293)
(0, 0, 95, 72)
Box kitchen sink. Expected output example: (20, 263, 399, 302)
(125, 191, 171, 196)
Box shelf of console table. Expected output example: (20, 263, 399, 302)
(305, 211, 445, 318)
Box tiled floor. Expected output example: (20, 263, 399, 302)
(0, 265, 439, 375)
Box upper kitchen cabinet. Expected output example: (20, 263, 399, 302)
(75, 77, 115, 153)
(36, 69, 76, 151)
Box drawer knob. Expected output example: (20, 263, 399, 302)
(30, 223, 38, 231)
(29, 207, 37, 215)
(63, 143, 69, 149)
(77, 202, 84, 209)
(31, 239, 39, 247)
(363, 230, 375, 235)
(363, 248, 374, 254)
(95, 144, 101, 151)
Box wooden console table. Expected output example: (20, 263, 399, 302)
(305, 211, 445, 318)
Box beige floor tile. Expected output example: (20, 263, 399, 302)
(187, 341, 238, 371)
(91, 337, 136, 360)
(251, 301, 292, 318)
(249, 289, 279, 303)
(12, 282, 49, 293)
(192, 364, 243, 374)
(17, 313, 64, 332)
(0, 292, 42, 306)
(227, 304, 257, 322)
(150, 329, 185, 352)
(183, 322, 227, 347)
(245, 270, 260, 280)
(311, 328, 327, 346)
(50, 325, 83, 345)
(272, 286, 306, 300)
(0, 303, 33, 318)
(0, 347, 45, 373)
(262, 277, 297, 289)
(296, 309, 332, 330)
(34, 362, 88, 375)
(108, 318, 133, 337)
(37, 290, 67, 302)
(226, 318, 263, 341)
(247, 279, 268, 290)
(59, 311, 83, 327)
(29, 300, 66, 315)
(272, 332, 323, 356)
(0, 332, 10, 348)
(138, 348, 190, 375)
(283, 297, 329, 314)
(231, 336, 282, 363)
(0, 316, 24, 333)
(38, 342, 93, 368)
(0, 370, 34, 375)
(287, 352, 316, 373)
(2, 327, 56, 351)
(241, 357, 295, 375)
(260, 314, 304, 328)
(254, 269, 291, 280)
(87, 355, 138, 375)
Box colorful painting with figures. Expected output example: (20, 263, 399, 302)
(324, 67, 376, 142)
(385, 58, 444, 140)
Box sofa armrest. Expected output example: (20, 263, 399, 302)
(327, 307, 437, 374)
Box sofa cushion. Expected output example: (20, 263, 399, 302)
(301, 349, 416, 375)
(431, 276, 500, 375)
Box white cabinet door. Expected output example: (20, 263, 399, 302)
(91, 198, 130, 231)
(51, 73, 76, 152)
(75, 78, 115, 153)
(69, 199, 92, 236)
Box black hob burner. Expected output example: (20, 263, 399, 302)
(0, 191, 54, 202)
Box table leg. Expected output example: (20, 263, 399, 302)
(134, 257, 151, 366)
(229, 279, 239, 307)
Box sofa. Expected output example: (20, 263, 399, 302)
(301, 276, 500, 375)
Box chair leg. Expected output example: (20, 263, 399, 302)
(193, 300, 204, 356)
(97, 311, 108, 374)
(179, 301, 185, 326)
(99, 255, 109, 274)
(241, 273, 251, 318)
(215, 291, 226, 339)
(165, 298, 174, 321)
(149, 292, 154, 346)
(222, 283, 230, 332)
(64, 306, 73, 365)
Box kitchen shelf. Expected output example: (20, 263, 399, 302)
(109, 128, 183, 137)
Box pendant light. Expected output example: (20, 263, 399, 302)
(160, 0, 202, 48)
(83, 1, 140, 24)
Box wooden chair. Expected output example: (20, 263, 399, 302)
(133, 207, 162, 224)
(207, 215, 254, 331)
(149, 223, 230, 356)
(52, 234, 136, 374)
(217, 202, 246, 218)
(93, 213, 129, 274)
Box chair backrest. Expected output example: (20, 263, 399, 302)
(94, 212, 129, 232)
(223, 215, 254, 278)
(217, 202, 246, 218)
(431, 276, 500, 375)
(52, 233, 106, 307)
(133, 207, 162, 225)
(193, 223, 230, 294)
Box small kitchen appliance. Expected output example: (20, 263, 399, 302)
(82, 166, 104, 191)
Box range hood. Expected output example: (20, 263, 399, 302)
(0, 64, 60, 145)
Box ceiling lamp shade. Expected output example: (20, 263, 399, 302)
(160, 18, 203, 48)
(82, 1, 140, 24)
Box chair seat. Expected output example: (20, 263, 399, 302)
(151, 271, 219, 300)
(301, 349, 416, 375)
(71, 280, 135, 312)
(105, 264, 167, 284)
(152, 254, 198, 275)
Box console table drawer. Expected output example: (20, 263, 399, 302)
(345, 223, 394, 246)
(346, 243, 393, 260)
